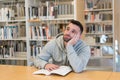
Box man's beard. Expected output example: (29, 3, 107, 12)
(63, 34, 72, 42)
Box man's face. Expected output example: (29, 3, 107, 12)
(63, 23, 81, 42)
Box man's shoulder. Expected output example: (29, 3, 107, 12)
(55, 33, 63, 38)
(78, 40, 90, 47)
(78, 40, 86, 44)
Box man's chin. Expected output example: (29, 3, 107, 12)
(63, 38, 71, 42)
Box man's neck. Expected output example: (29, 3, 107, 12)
(64, 41, 67, 47)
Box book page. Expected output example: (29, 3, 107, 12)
(50, 66, 72, 76)
(33, 66, 72, 76)
(33, 69, 50, 75)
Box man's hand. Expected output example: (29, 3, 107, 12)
(67, 33, 80, 45)
(44, 63, 59, 71)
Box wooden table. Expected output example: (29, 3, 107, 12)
(0, 65, 114, 80)
(109, 72, 120, 80)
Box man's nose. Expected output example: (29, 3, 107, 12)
(66, 30, 71, 34)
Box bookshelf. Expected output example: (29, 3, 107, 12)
(0, 0, 83, 66)
(84, 0, 114, 70)
(0, 0, 27, 65)
(25, 0, 83, 66)
(114, 0, 120, 72)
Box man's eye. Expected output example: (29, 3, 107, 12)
(72, 30, 76, 33)
(66, 28, 69, 31)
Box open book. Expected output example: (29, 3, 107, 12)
(33, 66, 72, 76)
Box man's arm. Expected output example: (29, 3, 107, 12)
(34, 40, 54, 69)
(66, 44, 90, 72)
(66, 33, 90, 72)
(34, 40, 60, 70)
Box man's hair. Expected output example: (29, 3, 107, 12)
(70, 20, 83, 34)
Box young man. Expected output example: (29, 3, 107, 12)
(34, 20, 91, 72)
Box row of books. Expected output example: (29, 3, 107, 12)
(30, 41, 46, 59)
(0, 49, 26, 59)
(0, 41, 26, 52)
(91, 46, 114, 57)
(0, 48, 26, 58)
(0, 46, 14, 58)
(16, 3, 25, 18)
(0, 25, 18, 39)
(95, 35, 113, 43)
(85, 0, 112, 10)
(57, 1, 74, 17)
(30, 24, 66, 40)
(28, 1, 74, 20)
(0, 8, 14, 21)
(0, 40, 26, 58)
(84, 35, 113, 45)
(18, 25, 26, 37)
(85, 11, 112, 22)
(30, 45, 41, 59)
(91, 47, 102, 57)
(0, 3, 25, 21)
(0, 60, 27, 66)
(0, 24, 26, 39)
(86, 24, 112, 33)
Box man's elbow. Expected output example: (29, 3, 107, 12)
(73, 66, 84, 73)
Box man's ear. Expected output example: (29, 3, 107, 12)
(79, 35, 82, 39)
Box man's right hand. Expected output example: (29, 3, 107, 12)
(44, 63, 59, 71)
(67, 33, 80, 46)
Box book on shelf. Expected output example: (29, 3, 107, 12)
(85, 0, 112, 10)
(33, 66, 72, 76)
(85, 0, 94, 10)
(85, 11, 112, 22)
(18, 25, 26, 37)
(16, 3, 25, 19)
(28, 6, 38, 20)
(91, 47, 102, 57)
(86, 23, 112, 34)
(90, 46, 114, 57)
(39, 4, 47, 19)
(0, 27, 4, 39)
(31, 45, 41, 59)
(84, 36, 96, 45)
(0, 8, 15, 21)
(102, 46, 114, 55)
(0, 24, 26, 40)
(28, 0, 74, 20)
(30, 23, 66, 40)
(57, 1, 74, 18)
(46, 1, 55, 19)
(30, 41, 42, 59)
(0, 41, 26, 58)
(0, 2, 25, 21)
(104, 24, 112, 33)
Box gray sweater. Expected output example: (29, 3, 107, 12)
(34, 34, 91, 72)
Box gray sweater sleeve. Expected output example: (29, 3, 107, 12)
(66, 43, 91, 73)
(34, 40, 55, 69)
